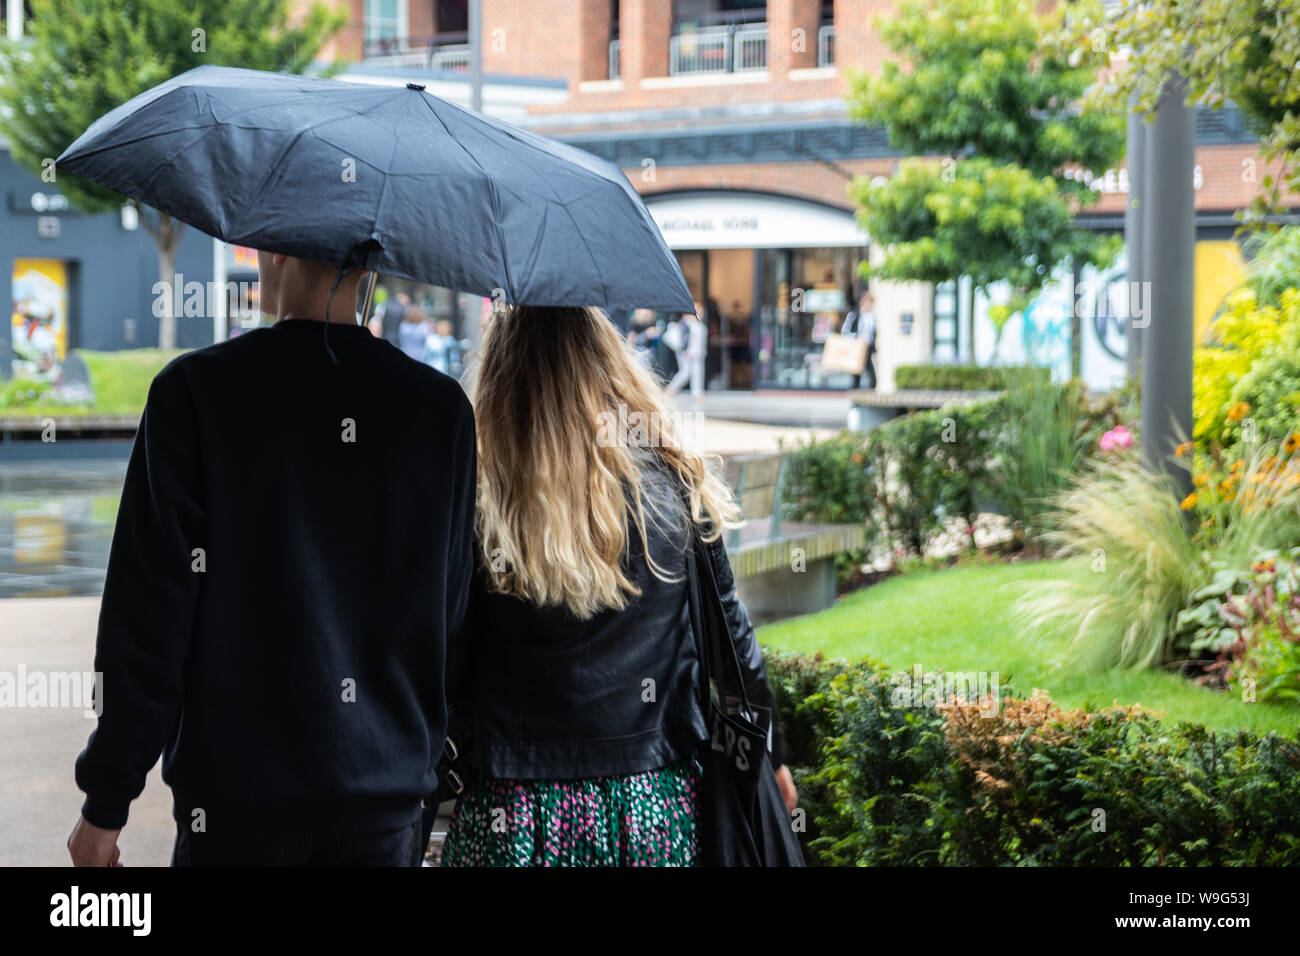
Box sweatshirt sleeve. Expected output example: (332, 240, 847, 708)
(445, 393, 477, 645)
(74, 365, 204, 829)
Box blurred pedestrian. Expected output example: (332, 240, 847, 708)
(666, 302, 707, 399)
(423, 319, 460, 377)
(842, 291, 877, 389)
(398, 304, 433, 361)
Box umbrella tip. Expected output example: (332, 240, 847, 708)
(406, 83, 426, 92)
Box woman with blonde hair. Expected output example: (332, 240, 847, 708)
(439, 305, 795, 867)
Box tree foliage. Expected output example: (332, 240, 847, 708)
(1061, 0, 1300, 224)
(0, 0, 344, 346)
(846, 0, 1125, 354)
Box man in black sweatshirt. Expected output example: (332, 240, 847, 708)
(67, 252, 476, 866)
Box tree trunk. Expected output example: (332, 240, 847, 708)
(150, 212, 185, 351)
(964, 277, 976, 365)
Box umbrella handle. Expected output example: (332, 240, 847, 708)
(359, 270, 378, 327)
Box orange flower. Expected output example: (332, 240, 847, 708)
(1230, 459, 1245, 473)
(1180, 492, 1198, 511)
(1285, 432, 1300, 455)
(1227, 402, 1251, 423)
(1175, 442, 1194, 457)
(1194, 473, 1210, 487)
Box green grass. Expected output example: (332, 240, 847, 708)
(0, 348, 184, 417)
(79, 349, 185, 415)
(759, 560, 1300, 737)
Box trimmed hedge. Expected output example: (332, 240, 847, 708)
(765, 648, 1300, 866)
(893, 364, 1049, 391)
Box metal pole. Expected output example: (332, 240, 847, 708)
(212, 237, 228, 343)
(359, 271, 377, 327)
(1140, 72, 1195, 494)
(1124, 95, 1146, 384)
(469, 0, 483, 113)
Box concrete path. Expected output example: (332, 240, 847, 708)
(0, 597, 175, 867)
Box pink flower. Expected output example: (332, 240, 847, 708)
(1100, 425, 1133, 453)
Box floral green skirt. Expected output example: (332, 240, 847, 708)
(441, 755, 701, 867)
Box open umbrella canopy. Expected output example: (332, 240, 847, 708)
(57, 65, 694, 313)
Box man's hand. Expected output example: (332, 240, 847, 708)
(68, 815, 122, 867)
(774, 764, 798, 813)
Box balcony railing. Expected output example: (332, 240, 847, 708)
(818, 24, 834, 67)
(362, 33, 470, 72)
(609, 38, 620, 79)
(669, 22, 768, 75)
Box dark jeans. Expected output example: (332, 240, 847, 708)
(171, 819, 423, 867)
(857, 345, 877, 389)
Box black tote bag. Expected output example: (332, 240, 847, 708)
(684, 523, 805, 867)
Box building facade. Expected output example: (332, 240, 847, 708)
(0, 0, 1282, 390)
(324, 0, 1283, 392)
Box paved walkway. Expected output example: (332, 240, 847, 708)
(0, 597, 174, 866)
(0, 413, 831, 865)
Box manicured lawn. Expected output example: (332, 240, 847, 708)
(759, 560, 1300, 737)
(1, 348, 184, 417)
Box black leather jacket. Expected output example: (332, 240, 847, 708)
(443, 459, 785, 783)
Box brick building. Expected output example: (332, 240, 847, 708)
(315, 0, 1278, 391)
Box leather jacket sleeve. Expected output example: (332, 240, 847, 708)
(703, 532, 787, 768)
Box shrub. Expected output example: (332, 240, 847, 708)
(1194, 287, 1300, 452)
(894, 364, 1049, 391)
(1015, 454, 1201, 669)
(1218, 550, 1300, 704)
(0, 378, 54, 409)
(987, 375, 1112, 540)
(762, 649, 1300, 866)
(784, 379, 1123, 560)
(1244, 224, 1300, 309)
(784, 400, 1001, 557)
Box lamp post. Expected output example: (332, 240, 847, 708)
(1139, 72, 1195, 495)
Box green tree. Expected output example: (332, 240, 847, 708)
(0, 0, 345, 349)
(847, 0, 1124, 362)
(1062, 0, 1300, 226)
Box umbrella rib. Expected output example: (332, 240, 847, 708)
(465, 123, 618, 308)
(417, 94, 514, 300)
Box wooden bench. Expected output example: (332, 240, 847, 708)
(721, 452, 864, 622)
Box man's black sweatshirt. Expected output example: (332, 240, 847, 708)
(74, 318, 476, 834)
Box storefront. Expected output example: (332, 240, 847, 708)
(645, 189, 870, 390)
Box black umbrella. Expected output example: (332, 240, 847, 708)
(57, 65, 693, 313)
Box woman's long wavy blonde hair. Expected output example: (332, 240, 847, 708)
(472, 305, 738, 619)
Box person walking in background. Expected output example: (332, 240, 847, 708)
(67, 251, 477, 867)
(842, 290, 877, 390)
(398, 304, 434, 362)
(422, 319, 461, 377)
(437, 305, 796, 867)
(666, 303, 707, 399)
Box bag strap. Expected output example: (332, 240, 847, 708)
(681, 489, 757, 721)
(682, 522, 714, 720)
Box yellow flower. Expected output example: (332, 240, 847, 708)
(1194, 473, 1209, 487)
(1175, 442, 1194, 457)
(1180, 492, 1198, 511)
(1285, 432, 1300, 455)
(1227, 402, 1251, 423)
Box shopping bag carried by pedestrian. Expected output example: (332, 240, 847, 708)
(820, 332, 868, 375)
(683, 519, 805, 867)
